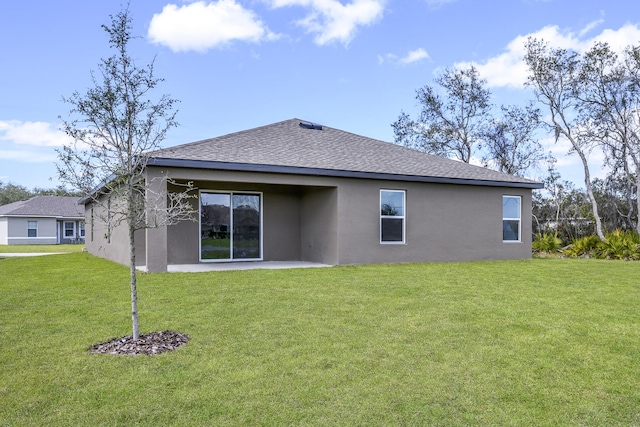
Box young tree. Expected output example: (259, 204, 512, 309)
(392, 65, 491, 163)
(482, 102, 545, 176)
(58, 6, 196, 340)
(524, 38, 606, 240)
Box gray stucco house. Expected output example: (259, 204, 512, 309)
(0, 196, 85, 245)
(83, 118, 543, 272)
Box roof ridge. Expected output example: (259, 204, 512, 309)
(155, 118, 305, 154)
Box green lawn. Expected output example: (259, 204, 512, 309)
(0, 244, 84, 253)
(1, 254, 639, 426)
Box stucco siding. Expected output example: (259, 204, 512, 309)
(336, 179, 532, 264)
(166, 197, 199, 265)
(84, 199, 141, 266)
(263, 190, 302, 261)
(5, 217, 57, 245)
(86, 166, 534, 270)
(0, 217, 7, 244)
(301, 187, 338, 264)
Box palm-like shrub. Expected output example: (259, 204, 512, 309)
(532, 232, 563, 253)
(595, 230, 640, 260)
(564, 235, 601, 258)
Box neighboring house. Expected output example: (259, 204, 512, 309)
(0, 196, 85, 245)
(82, 118, 543, 272)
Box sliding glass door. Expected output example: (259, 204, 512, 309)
(200, 192, 261, 261)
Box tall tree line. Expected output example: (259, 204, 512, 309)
(393, 39, 640, 241)
(0, 181, 81, 206)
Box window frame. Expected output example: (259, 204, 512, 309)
(64, 221, 76, 238)
(27, 220, 38, 238)
(199, 190, 263, 262)
(380, 189, 406, 244)
(502, 195, 522, 242)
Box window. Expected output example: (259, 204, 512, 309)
(27, 221, 37, 238)
(79, 222, 85, 238)
(380, 190, 405, 243)
(64, 221, 75, 238)
(200, 191, 262, 261)
(503, 195, 521, 242)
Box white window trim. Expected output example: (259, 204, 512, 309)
(380, 189, 406, 244)
(79, 221, 86, 238)
(503, 195, 522, 243)
(27, 220, 38, 238)
(199, 190, 264, 262)
(64, 221, 76, 238)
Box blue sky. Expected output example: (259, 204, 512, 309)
(1, 0, 639, 189)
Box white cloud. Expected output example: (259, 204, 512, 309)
(378, 47, 429, 65)
(148, 0, 279, 52)
(578, 15, 605, 38)
(270, 0, 386, 45)
(399, 48, 429, 65)
(456, 22, 640, 89)
(0, 120, 71, 147)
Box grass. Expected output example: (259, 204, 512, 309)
(1, 254, 640, 426)
(0, 244, 84, 253)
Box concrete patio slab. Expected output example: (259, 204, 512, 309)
(166, 261, 332, 273)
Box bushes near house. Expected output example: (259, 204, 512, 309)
(559, 230, 640, 260)
(532, 232, 563, 254)
(595, 229, 640, 260)
(563, 235, 602, 258)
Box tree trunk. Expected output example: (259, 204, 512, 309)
(129, 220, 139, 340)
(576, 149, 606, 241)
(636, 165, 640, 235)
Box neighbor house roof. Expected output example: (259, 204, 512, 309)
(151, 118, 543, 189)
(0, 196, 84, 218)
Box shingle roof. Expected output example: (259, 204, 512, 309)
(0, 196, 84, 218)
(150, 118, 542, 188)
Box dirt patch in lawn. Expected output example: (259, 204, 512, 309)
(89, 330, 189, 356)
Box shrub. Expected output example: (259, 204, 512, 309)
(595, 229, 640, 260)
(565, 230, 640, 260)
(532, 232, 563, 253)
(564, 235, 601, 258)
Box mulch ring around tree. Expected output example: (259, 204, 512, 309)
(89, 330, 189, 356)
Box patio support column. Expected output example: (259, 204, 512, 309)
(145, 169, 168, 273)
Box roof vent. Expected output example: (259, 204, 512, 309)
(299, 121, 323, 130)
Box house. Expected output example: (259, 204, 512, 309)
(0, 196, 85, 245)
(83, 118, 543, 272)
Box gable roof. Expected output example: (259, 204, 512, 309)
(0, 196, 84, 218)
(149, 118, 543, 189)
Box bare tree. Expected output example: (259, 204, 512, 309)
(57, 6, 196, 339)
(524, 38, 606, 240)
(392, 65, 491, 163)
(482, 102, 545, 176)
(570, 42, 640, 234)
